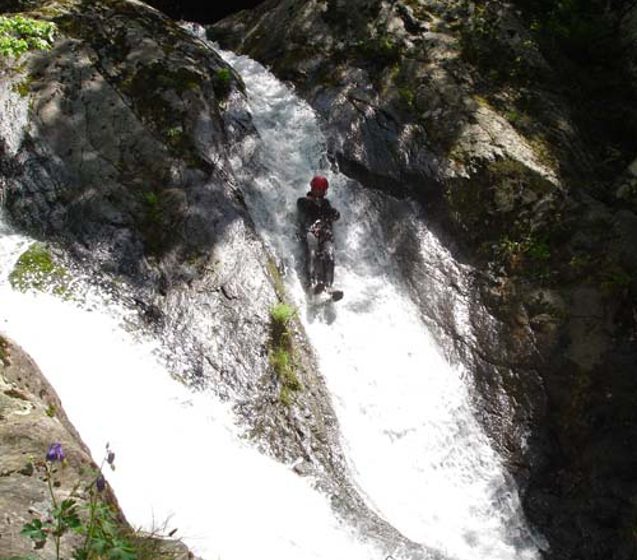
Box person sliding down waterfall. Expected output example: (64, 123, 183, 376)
(297, 175, 343, 302)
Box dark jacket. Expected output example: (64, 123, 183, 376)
(297, 193, 340, 230)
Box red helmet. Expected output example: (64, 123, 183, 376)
(310, 175, 329, 196)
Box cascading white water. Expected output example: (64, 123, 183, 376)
(0, 37, 543, 558)
(0, 235, 382, 558)
(219, 50, 542, 560)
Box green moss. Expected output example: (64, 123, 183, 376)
(9, 242, 70, 296)
(488, 158, 554, 197)
(11, 74, 33, 96)
(268, 302, 302, 406)
(354, 33, 403, 69)
(528, 135, 558, 170)
(473, 94, 492, 108)
(212, 67, 232, 99)
(398, 85, 415, 109)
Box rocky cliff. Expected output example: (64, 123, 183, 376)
(209, 0, 637, 558)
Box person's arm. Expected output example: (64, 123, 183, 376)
(297, 197, 312, 228)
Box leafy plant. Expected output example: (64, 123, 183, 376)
(20, 443, 138, 560)
(0, 15, 56, 57)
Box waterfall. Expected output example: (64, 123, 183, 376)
(0, 41, 542, 559)
(218, 49, 542, 560)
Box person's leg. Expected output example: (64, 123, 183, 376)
(322, 240, 335, 287)
(306, 231, 318, 286)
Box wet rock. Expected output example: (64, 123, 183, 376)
(210, 0, 637, 557)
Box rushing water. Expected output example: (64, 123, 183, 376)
(0, 39, 541, 559)
(219, 48, 541, 560)
(0, 219, 382, 560)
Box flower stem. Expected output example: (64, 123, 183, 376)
(46, 463, 61, 560)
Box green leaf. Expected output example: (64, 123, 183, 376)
(53, 498, 82, 530)
(107, 541, 137, 560)
(20, 518, 49, 544)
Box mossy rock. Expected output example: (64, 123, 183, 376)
(9, 242, 70, 295)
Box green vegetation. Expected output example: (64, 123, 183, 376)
(462, 0, 637, 180)
(270, 302, 296, 326)
(0, 15, 56, 57)
(9, 243, 70, 296)
(213, 67, 232, 99)
(140, 190, 165, 255)
(519, 0, 610, 54)
(269, 303, 302, 406)
(496, 234, 553, 281)
(11, 75, 34, 97)
(459, 3, 538, 85)
(355, 33, 403, 69)
(17, 443, 180, 560)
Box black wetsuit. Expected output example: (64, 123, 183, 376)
(297, 193, 340, 290)
(296, 193, 340, 228)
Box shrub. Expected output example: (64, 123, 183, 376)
(0, 15, 56, 57)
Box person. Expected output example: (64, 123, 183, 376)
(297, 175, 340, 294)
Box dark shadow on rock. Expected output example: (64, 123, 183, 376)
(2, 0, 256, 294)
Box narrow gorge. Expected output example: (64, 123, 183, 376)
(1, 1, 636, 559)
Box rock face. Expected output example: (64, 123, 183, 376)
(0, 0, 297, 462)
(210, 1, 637, 558)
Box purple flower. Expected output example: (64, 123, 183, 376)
(106, 451, 115, 465)
(95, 474, 106, 492)
(46, 443, 65, 462)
